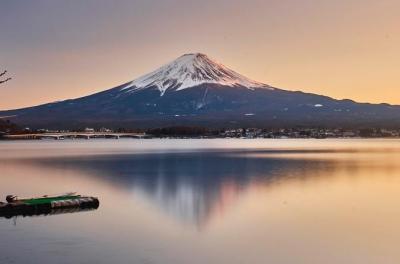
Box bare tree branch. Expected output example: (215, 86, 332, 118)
(0, 77, 11, 84)
(0, 70, 11, 84)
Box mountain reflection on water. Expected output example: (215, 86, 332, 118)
(24, 150, 343, 228)
(2, 140, 400, 264)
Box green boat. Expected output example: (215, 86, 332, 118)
(19, 194, 82, 205)
(0, 193, 99, 217)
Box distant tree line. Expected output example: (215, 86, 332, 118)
(0, 119, 20, 136)
(147, 126, 217, 137)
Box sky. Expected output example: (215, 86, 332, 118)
(0, 0, 399, 109)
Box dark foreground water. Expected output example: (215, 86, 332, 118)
(1, 139, 400, 264)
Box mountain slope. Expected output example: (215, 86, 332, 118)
(1, 53, 400, 129)
(121, 53, 267, 95)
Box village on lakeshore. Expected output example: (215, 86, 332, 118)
(1, 124, 400, 140)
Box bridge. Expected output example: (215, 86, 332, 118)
(2, 132, 148, 140)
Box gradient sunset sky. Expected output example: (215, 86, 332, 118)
(1, 0, 399, 109)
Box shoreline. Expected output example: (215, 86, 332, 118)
(1, 136, 400, 141)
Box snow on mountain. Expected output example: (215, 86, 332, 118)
(121, 53, 269, 95)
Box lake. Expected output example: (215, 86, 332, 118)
(0, 139, 400, 264)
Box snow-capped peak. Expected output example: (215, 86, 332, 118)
(122, 53, 269, 95)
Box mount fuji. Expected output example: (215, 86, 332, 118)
(2, 53, 400, 129)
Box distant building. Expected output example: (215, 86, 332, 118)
(343, 131, 356, 137)
(99, 127, 112, 133)
(84, 128, 95, 133)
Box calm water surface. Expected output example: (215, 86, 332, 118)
(1, 139, 400, 264)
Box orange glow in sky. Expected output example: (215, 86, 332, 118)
(1, 0, 399, 109)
